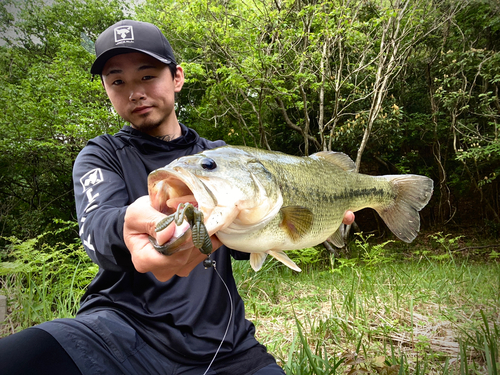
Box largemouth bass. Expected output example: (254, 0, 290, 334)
(148, 146, 433, 271)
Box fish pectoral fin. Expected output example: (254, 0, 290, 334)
(311, 151, 356, 171)
(279, 206, 314, 242)
(328, 226, 345, 248)
(250, 252, 268, 272)
(268, 251, 301, 272)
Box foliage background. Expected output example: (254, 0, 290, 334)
(0, 0, 498, 248)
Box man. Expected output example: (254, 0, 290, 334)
(0, 20, 354, 374)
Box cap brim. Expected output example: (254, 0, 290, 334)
(90, 47, 174, 75)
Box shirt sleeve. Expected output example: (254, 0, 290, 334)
(72, 143, 134, 271)
(229, 248, 251, 260)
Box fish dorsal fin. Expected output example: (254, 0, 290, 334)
(328, 226, 345, 248)
(279, 206, 314, 242)
(312, 151, 356, 171)
(250, 252, 268, 271)
(268, 250, 302, 272)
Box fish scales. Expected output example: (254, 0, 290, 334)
(254, 150, 396, 239)
(148, 146, 433, 272)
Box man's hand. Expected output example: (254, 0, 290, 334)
(123, 196, 221, 282)
(342, 210, 355, 225)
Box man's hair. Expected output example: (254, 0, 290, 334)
(167, 63, 177, 79)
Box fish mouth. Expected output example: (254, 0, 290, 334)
(147, 167, 216, 222)
(147, 166, 217, 254)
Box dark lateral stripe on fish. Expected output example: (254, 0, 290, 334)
(330, 187, 395, 201)
(281, 186, 395, 204)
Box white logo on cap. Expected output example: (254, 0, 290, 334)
(114, 26, 134, 44)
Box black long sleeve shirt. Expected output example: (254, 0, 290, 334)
(73, 124, 259, 365)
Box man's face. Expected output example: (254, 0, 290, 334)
(101, 52, 184, 136)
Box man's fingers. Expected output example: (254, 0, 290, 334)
(124, 196, 224, 282)
(342, 210, 355, 225)
(125, 195, 175, 245)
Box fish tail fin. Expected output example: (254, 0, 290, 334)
(375, 175, 433, 243)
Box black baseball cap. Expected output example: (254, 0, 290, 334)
(90, 20, 177, 75)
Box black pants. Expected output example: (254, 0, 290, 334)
(0, 328, 81, 375)
(0, 325, 285, 375)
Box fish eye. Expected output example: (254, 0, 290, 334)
(201, 158, 217, 170)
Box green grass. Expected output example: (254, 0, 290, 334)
(1, 229, 499, 373)
(0, 223, 98, 335)
(232, 235, 500, 374)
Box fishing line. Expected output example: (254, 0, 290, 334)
(202, 258, 234, 375)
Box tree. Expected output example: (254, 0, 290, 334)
(0, 0, 129, 240)
(139, 0, 499, 233)
(427, 0, 500, 225)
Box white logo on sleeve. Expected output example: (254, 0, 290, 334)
(79, 217, 95, 252)
(80, 168, 103, 193)
(79, 169, 104, 252)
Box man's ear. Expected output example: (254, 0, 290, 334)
(174, 65, 184, 92)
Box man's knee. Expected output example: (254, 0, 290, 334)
(253, 363, 286, 375)
(0, 327, 81, 375)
